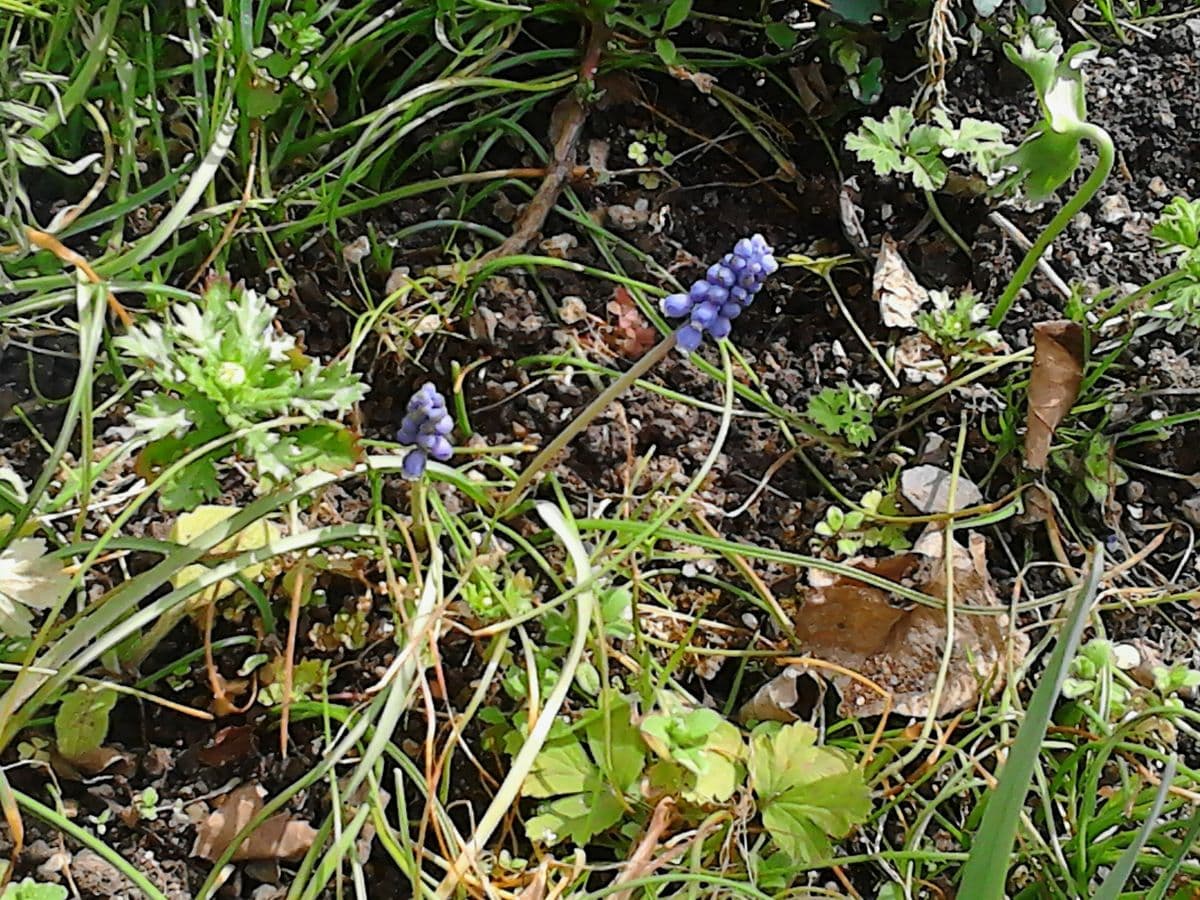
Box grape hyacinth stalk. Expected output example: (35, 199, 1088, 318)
(501, 233, 777, 509)
(660, 233, 778, 351)
(398, 383, 454, 478)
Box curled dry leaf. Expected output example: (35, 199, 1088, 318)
(191, 783, 317, 863)
(605, 286, 657, 358)
(873, 234, 929, 329)
(900, 464, 985, 514)
(1025, 320, 1084, 470)
(777, 530, 1027, 719)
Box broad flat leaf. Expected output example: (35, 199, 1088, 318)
(524, 779, 624, 847)
(663, 0, 691, 30)
(760, 771, 871, 863)
(901, 123, 950, 190)
(936, 113, 1013, 174)
(522, 733, 593, 798)
(1024, 320, 1084, 469)
(169, 505, 281, 605)
(1003, 126, 1082, 204)
(748, 723, 871, 864)
(973, 0, 1004, 16)
(1, 879, 69, 900)
(1004, 20, 1096, 133)
(191, 783, 317, 862)
(584, 692, 645, 792)
(845, 108, 911, 178)
(0, 538, 70, 637)
(829, 0, 881, 24)
(54, 687, 117, 761)
(765, 22, 798, 50)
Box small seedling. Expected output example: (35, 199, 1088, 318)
(806, 384, 877, 448)
(1148, 196, 1200, 330)
(917, 290, 1003, 360)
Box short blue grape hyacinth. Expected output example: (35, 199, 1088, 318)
(659, 234, 779, 352)
(398, 383, 454, 478)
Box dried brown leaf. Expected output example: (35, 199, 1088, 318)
(1025, 320, 1084, 470)
(873, 234, 929, 329)
(788, 532, 1027, 718)
(900, 464, 984, 514)
(191, 783, 317, 863)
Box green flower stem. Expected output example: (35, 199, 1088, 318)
(500, 331, 678, 510)
(924, 189, 972, 258)
(989, 122, 1115, 329)
(1096, 269, 1187, 325)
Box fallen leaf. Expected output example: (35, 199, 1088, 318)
(198, 725, 259, 767)
(668, 66, 716, 94)
(52, 746, 135, 779)
(0, 538, 71, 637)
(1024, 320, 1084, 470)
(894, 334, 948, 385)
(900, 464, 985, 514)
(785, 530, 1027, 718)
(839, 178, 870, 255)
(605, 287, 657, 358)
(191, 784, 317, 862)
(873, 234, 929, 329)
(788, 64, 831, 114)
(737, 667, 827, 724)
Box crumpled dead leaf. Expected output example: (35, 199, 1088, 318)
(901, 464, 984, 514)
(894, 334, 948, 385)
(737, 667, 827, 725)
(605, 286, 657, 358)
(52, 746, 136, 780)
(1025, 320, 1084, 470)
(873, 234, 929, 329)
(191, 784, 317, 862)
(775, 530, 1027, 718)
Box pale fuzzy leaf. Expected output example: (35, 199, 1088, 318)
(113, 320, 176, 372)
(128, 394, 193, 441)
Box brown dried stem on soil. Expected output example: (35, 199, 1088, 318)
(428, 21, 609, 280)
(9, 228, 132, 327)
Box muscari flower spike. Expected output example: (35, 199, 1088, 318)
(659, 234, 778, 352)
(397, 383, 454, 478)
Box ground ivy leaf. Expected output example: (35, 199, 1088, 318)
(522, 734, 594, 798)
(584, 692, 646, 792)
(55, 686, 118, 761)
(749, 723, 872, 864)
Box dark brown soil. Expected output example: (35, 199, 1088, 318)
(5, 5, 1200, 897)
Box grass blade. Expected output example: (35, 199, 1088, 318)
(958, 544, 1104, 898)
(1094, 755, 1176, 900)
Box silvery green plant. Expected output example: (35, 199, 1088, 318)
(115, 276, 367, 509)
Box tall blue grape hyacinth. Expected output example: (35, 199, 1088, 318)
(659, 234, 779, 351)
(397, 383, 454, 478)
